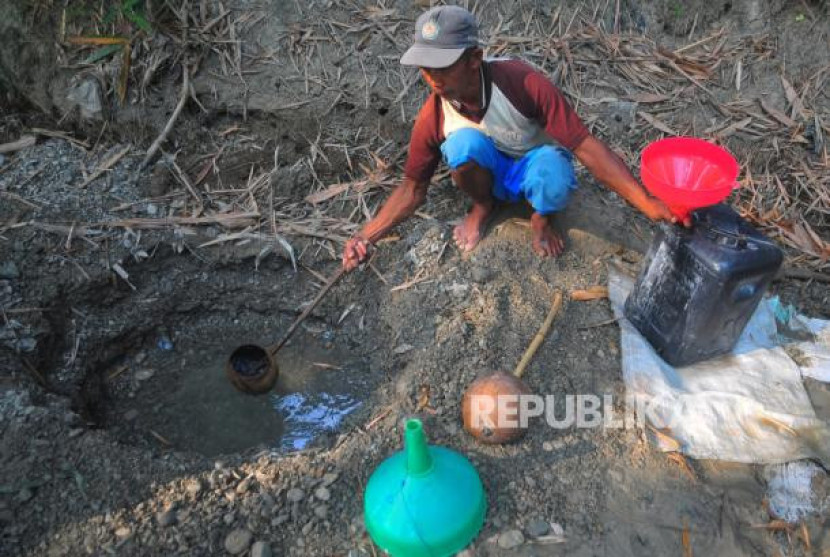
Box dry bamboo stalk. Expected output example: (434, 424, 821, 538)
(514, 290, 563, 378)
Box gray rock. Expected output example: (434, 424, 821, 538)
(185, 479, 202, 495)
(526, 518, 550, 538)
(156, 509, 177, 527)
(65, 77, 103, 121)
(471, 266, 492, 283)
(223, 511, 236, 525)
(286, 488, 304, 503)
(16, 488, 33, 503)
(236, 476, 253, 495)
(497, 529, 525, 549)
(313, 486, 330, 501)
(271, 514, 289, 527)
(224, 528, 253, 555)
(347, 550, 370, 557)
(542, 441, 554, 452)
(322, 473, 339, 486)
(313, 504, 328, 519)
(123, 410, 139, 422)
(0, 262, 19, 280)
(251, 541, 272, 557)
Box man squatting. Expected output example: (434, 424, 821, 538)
(342, 6, 676, 271)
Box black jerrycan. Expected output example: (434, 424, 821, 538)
(624, 204, 783, 367)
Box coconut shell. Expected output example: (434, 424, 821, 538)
(461, 371, 533, 444)
(225, 344, 279, 395)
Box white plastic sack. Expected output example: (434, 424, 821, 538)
(609, 269, 830, 465)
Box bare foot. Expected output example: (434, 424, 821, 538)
(453, 201, 493, 252)
(530, 212, 565, 257)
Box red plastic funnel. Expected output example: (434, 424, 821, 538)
(640, 137, 739, 220)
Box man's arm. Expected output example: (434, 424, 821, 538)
(573, 135, 676, 223)
(342, 177, 429, 270)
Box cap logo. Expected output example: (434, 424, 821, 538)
(421, 19, 439, 40)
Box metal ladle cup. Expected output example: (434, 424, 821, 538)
(225, 266, 346, 395)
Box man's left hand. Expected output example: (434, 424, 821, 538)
(640, 196, 691, 227)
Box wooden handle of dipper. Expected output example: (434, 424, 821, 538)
(513, 290, 564, 379)
(270, 266, 347, 355)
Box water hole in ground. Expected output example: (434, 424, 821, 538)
(135, 333, 370, 457)
(66, 254, 376, 457)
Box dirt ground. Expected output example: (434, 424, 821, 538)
(1, 0, 829, 556)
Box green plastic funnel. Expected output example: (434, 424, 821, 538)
(364, 419, 487, 556)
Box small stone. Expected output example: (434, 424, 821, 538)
(271, 514, 289, 527)
(146, 203, 158, 216)
(526, 518, 550, 538)
(236, 476, 253, 495)
(134, 351, 147, 364)
(224, 528, 253, 555)
(550, 522, 565, 537)
(123, 410, 139, 422)
(347, 550, 369, 557)
(223, 511, 236, 525)
(542, 441, 554, 452)
(115, 526, 132, 538)
(135, 369, 155, 381)
(0, 262, 20, 280)
(185, 479, 202, 495)
(471, 266, 492, 283)
(322, 473, 339, 486)
(314, 486, 330, 501)
(525, 476, 536, 488)
(251, 541, 272, 557)
(16, 488, 33, 503)
(286, 488, 304, 502)
(156, 509, 177, 527)
(497, 529, 524, 549)
(302, 521, 314, 536)
(314, 505, 328, 519)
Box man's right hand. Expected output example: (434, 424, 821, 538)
(342, 236, 371, 271)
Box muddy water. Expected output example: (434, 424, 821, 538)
(149, 335, 366, 456)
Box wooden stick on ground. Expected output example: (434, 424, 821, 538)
(514, 290, 564, 378)
(0, 135, 36, 154)
(138, 65, 190, 173)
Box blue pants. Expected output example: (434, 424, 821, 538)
(440, 128, 577, 215)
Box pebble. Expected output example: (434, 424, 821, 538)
(286, 488, 304, 502)
(224, 528, 253, 555)
(271, 514, 289, 527)
(236, 476, 253, 495)
(347, 550, 370, 557)
(314, 486, 330, 501)
(542, 441, 554, 452)
(123, 410, 139, 422)
(185, 479, 203, 495)
(251, 541, 272, 557)
(223, 511, 236, 525)
(322, 473, 339, 486)
(156, 509, 177, 527)
(471, 266, 492, 283)
(16, 488, 33, 503)
(0, 262, 19, 280)
(135, 369, 155, 381)
(497, 529, 525, 549)
(114, 526, 132, 538)
(314, 505, 328, 519)
(526, 518, 550, 538)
